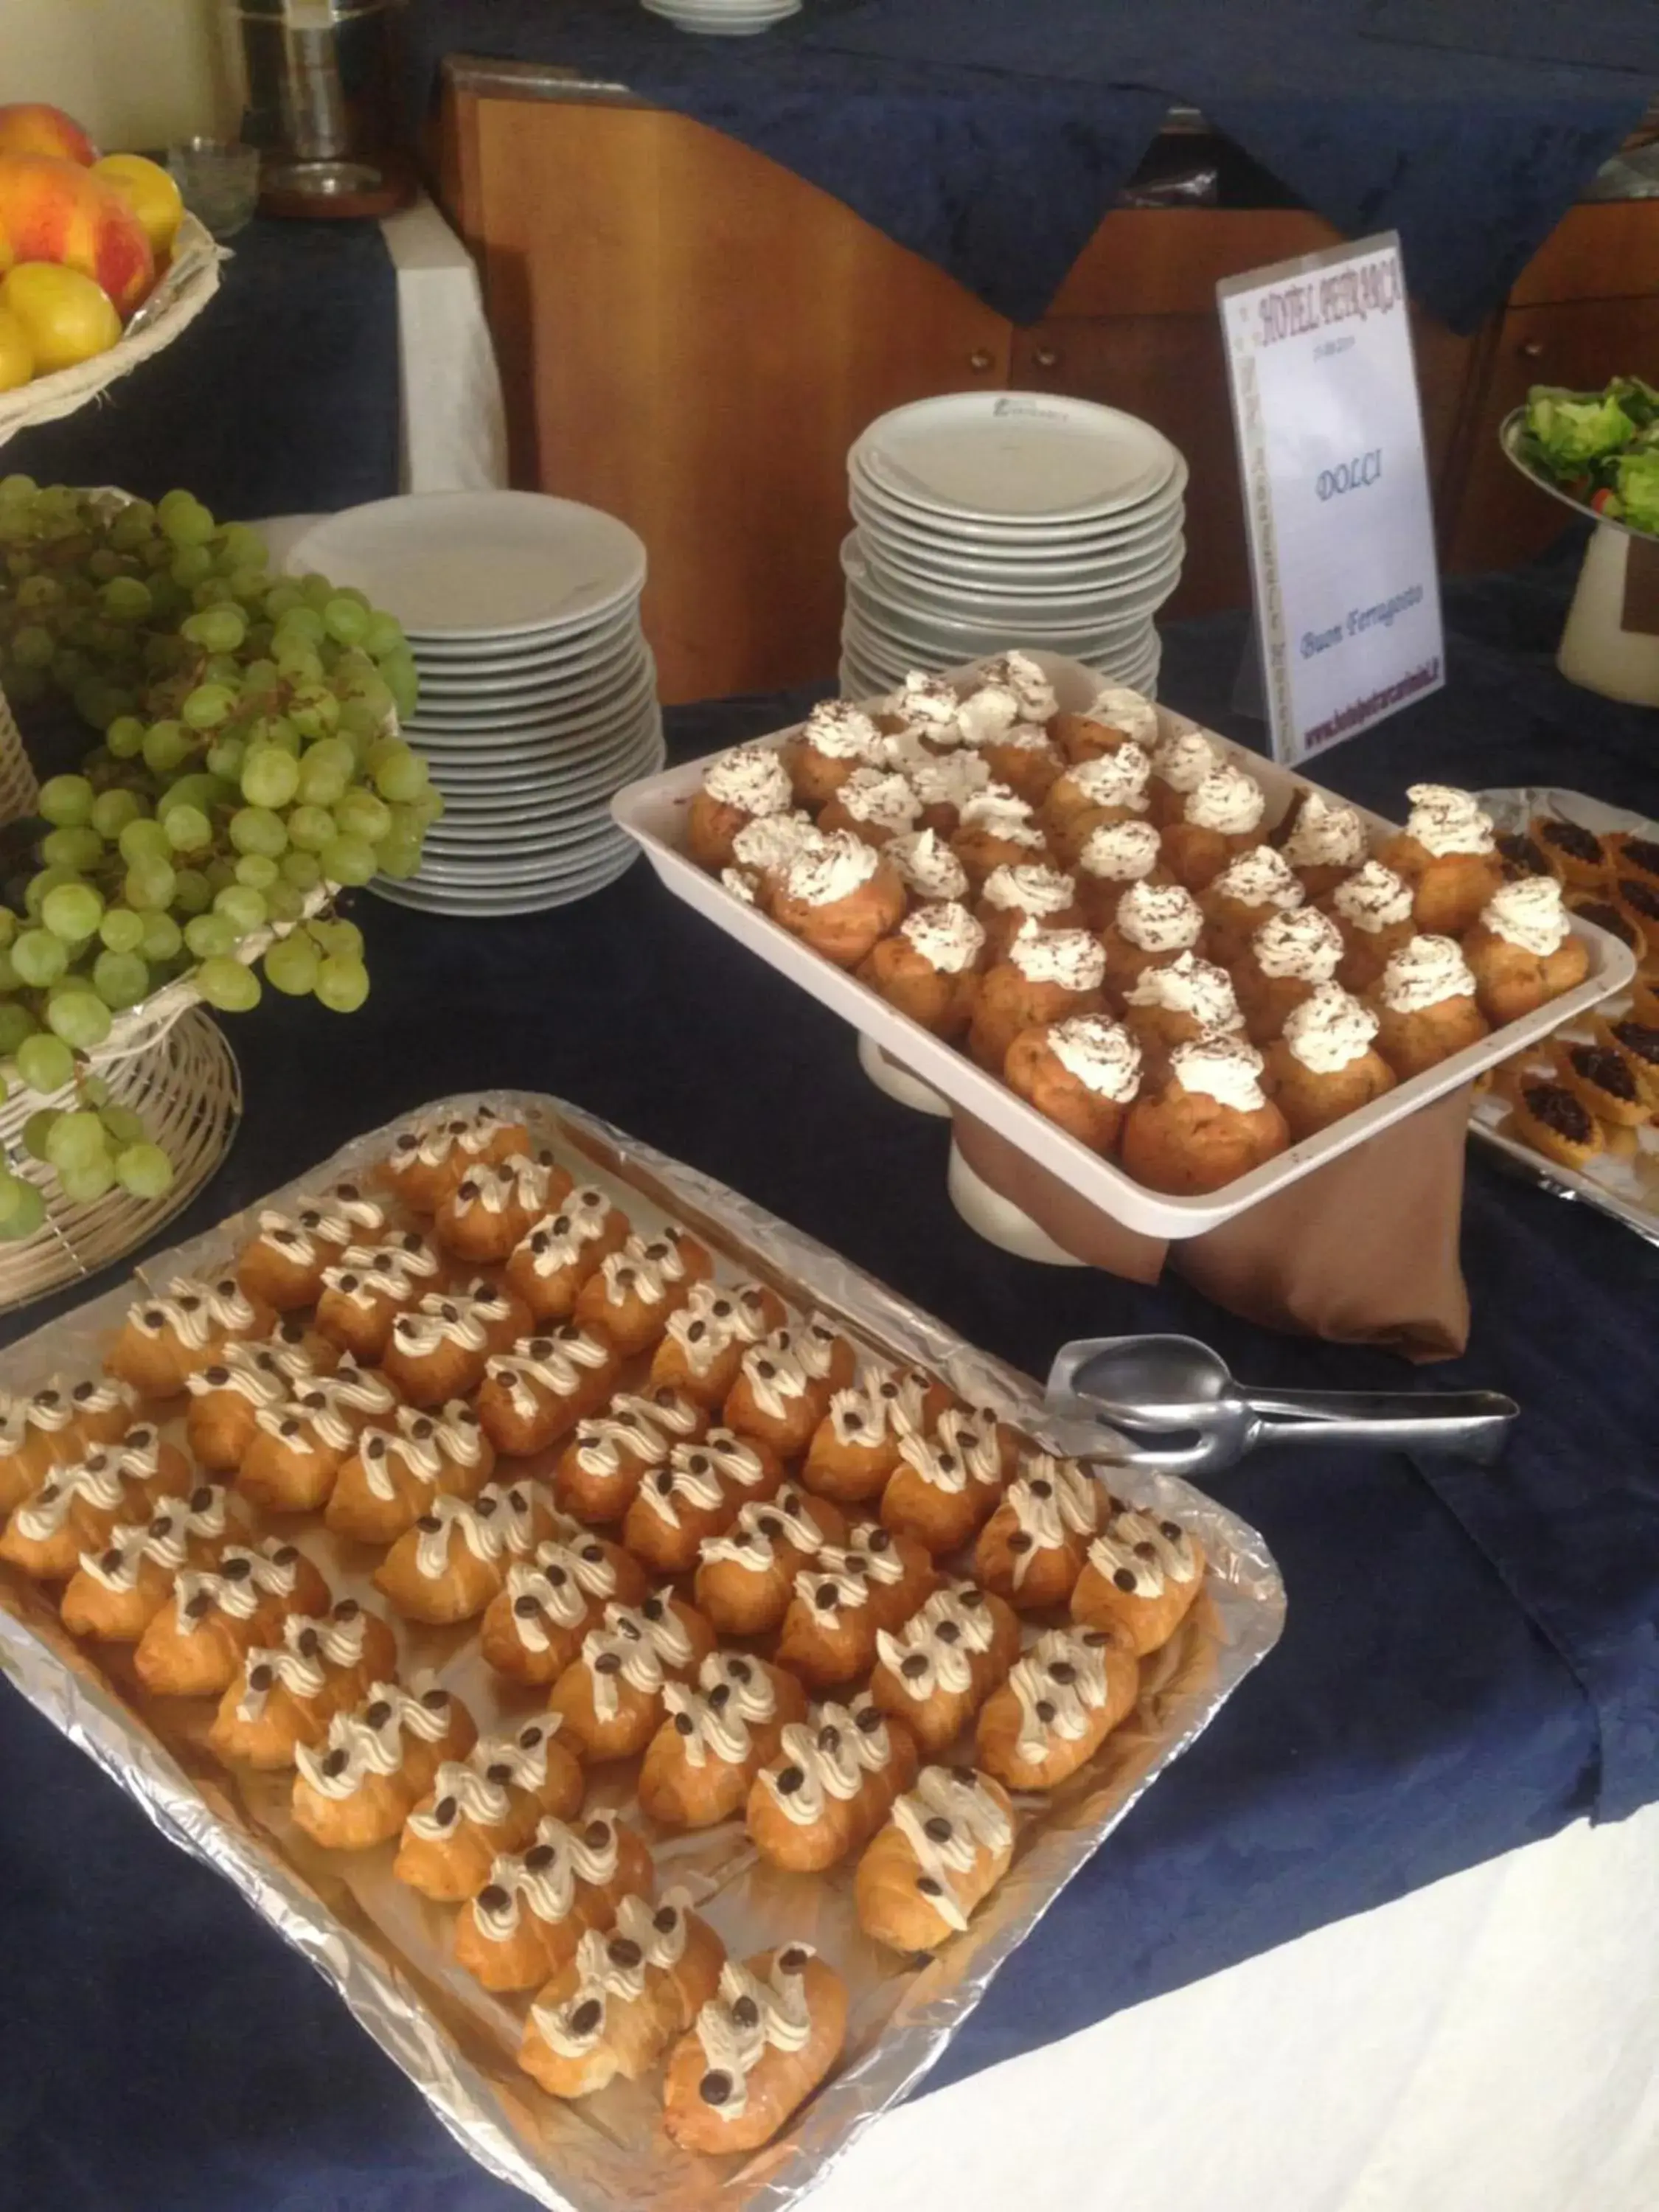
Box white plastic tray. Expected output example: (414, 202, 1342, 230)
(611, 653, 1635, 1238)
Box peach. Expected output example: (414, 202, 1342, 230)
(0, 154, 152, 317)
(0, 105, 97, 167)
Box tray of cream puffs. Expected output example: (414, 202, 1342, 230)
(0, 1092, 1283, 2212)
(613, 652, 1635, 1239)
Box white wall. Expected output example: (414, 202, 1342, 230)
(2, 0, 234, 153)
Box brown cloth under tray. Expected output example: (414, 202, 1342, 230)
(953, 1084, 1474, 1362)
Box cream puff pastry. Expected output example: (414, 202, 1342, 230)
(1071, 1504, 1206, 1655)
(868, 1581, 1021, 1754)
(639, 1652, 809, 1829)
(664, 1947, 847, 2155)
(975, 1626, 1139, 1790)
(291, 1678, 477, 1849)
(455, 1813, 655, 1992)
(546, 1593, 717, 1761)
(479, 1532, 650, 1684)
(373, 1481, 555, 1625)
(394, 1718, 585, 1900)
(504, 1186, 632, 1324)
(520, 1892, 726, 2100)
(747, 1694, 919, 1872)
(855, 1766, 1015, 1952)
(693, 1487, 849, 1637)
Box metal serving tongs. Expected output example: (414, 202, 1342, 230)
(1045, 1335, 1517, 1477)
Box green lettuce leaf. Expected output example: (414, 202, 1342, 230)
(1615, 448, 1659, 535)
(1525, 389, 1635, 470)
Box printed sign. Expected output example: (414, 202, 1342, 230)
(1218, 232, 1444, 763)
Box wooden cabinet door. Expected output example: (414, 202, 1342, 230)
(451, 93, 1012, 702)
(1444, 296, 1659, 574)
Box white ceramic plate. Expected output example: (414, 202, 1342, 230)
(408, 603, 641, 671)
(417, 705, 662, 779)
(850, 394, 1181, 524)
(407, 659, 656, 740)
(287, 493, 647, 641)
(848, 496, 1183, 577)
(372, 841, 641, 917)
(844, 582, 1158, 659)
(852, 524, 1187, 593)
(426, 734, 667, 833)
(849, 470, 1187, 555)
(846, 538, 1183, 627)
(411, 644, 652, 721)
(414, 822, 640, 886)
(414, 629, 644, 700)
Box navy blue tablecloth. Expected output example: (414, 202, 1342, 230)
(405, 0, 1655, 331)
(6, 551, 1659, 2206)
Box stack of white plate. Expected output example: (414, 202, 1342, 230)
(642, 0, 800, 32)
(840, 392, 1187, 700)
(288, 492, 661, 917)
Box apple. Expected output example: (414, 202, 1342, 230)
(91, 154, 184, 257)
(0, 104, 97, 167)
(0, 153, 153, 317)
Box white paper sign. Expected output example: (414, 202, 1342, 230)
(1218, 231, 1444, 764)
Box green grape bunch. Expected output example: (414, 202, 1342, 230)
(0, 477, 443, 1236)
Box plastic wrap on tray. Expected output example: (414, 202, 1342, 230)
(0, 1091, 1284, 2212)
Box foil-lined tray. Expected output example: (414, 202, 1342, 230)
(1471, 789, 1659, 1251)
(0, 1092, 1284, 2212)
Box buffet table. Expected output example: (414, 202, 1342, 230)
(4, 549, 1659, 2208)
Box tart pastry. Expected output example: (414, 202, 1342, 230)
(59, 1482, 246, 1643)
(1607, 830, 1659, 892)
(689, 742, 796, 870)
(1614, 873, 1659, 953)
(1234, 905, 1346, 1041)
(0, 1377, 136, 1516)
(1509, 1078, 1602, 1171)
(817, 765, 924, 846)
(1146, 726, 1222, 827)
(291, 1679, 477, 1850)
(394, 1718, 585, 1900)
(1556, 1038, 1649, 1130)
(379, 1105, 531, 1214)
(1275, 789, 1368, 900)
(477, 1328, 622, 1456)
(1593, 1014, 1659, 1107)
(315, 1236, 444, 1364)
(520, 1892, 726, 2099)
(236, 1186, 386, 1310)
(1263, 981, 1397, 1137)
(1377, 785, 1503, 935)
(858, 901, 985, 1037)
(1099, 877, 1206, 996)
(639, 1652, 810, 1828)
(868, 1581, 1021, 1753)
(573, 1229, 714, 1356)
(382, 1283, 528, 1406)
(973, 1453, 1103, 1609)
(0, 1425, 191, 1580)
(185, 1335, 321, 1474)
(1531, 814, 1609, 890)
(879, 1410, 1009, 1555)
(855, 1766, 1015, 1953)
(1464, 876, 1589, 1024)
(949, 785, 1051, 889)
(1004, 1013, 1143, 1154)
(504, 1186, 633, 1323)
(1498, 830, 1551, 883)
(134, 1537, 330, 1698)
(480, 1532, 650, 1683)
(1199, 842, 1305, 967)
(1121, 951, 1245, 1085)
(1367, 934, 1489, 1077)
(622, 1429, 785, 1575)
(433, 1150, 572, 1265)
(975, 861, 1085, 964)
(975, 1625, 1140, 1790)
(552, 1389, 705, 1523)
(802, 1381, 905, 1502)
(1324, 860, 1418, 994)
(373, 1481, 555, 1624)
(773, 829, 907, 969)
(664, 1947, 847, 2155)
(106, 1273, 271, 1397)
(648, 1280, 787, 1407)
(208, 1599, 400, 1769)
(747, 1694, 919, 1871)
(968, 921, 1107, 1074)
(1074, 816, 1168, 930)
(784, 700, 882, 809)
(1041, 746, 1152, 862)
(546, 1593, 717, 1760)
(1051, 681, 1160, 765)
(883, 825, 972, 903)
(237, 1362, 400, 1515)
(694, 1487, 848, 1636)
(1121, 1034, 1291, 1194)
(1072, 1505, 1206, 1655)
(1566, 892, 1641, 957)
(775, 1526, 936, 1688)
(324, 1399, 495, 1545)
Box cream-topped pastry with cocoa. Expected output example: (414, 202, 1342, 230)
(106, 1273, 268, 1398)
(1099, 877, 1205, 994)
(1073, 1505, 1206, 1655)
(970, 919, 1106, 1074)
(477, 1327, 620, 1456)
(818, 766, 923, 847)
(973, 1452, 1101, 1608)
(1147, 726, 1222, 822)
(975, 861, 1082, 959)
(882, 668, 964, 746)
(785, 700, 881, 807)
(1122, 1032, 1290, 1194)
(641, 1652, 808, 1828)
(1378, 782, 1502, 934)
(859, 900, 985, 1039)
(747, 1693, 917, 1871)
(1324, 858, 1417, 992)
(1201, 842, 1305, 964)
(953, 678, 1022, 748)
(1367, 933, 1489, 1077)
(1042, 742, 1152, 859)
(1264, 981, 1397, 1135)
(975, 1624, 1138, 1790)
(573, 1228, 712, 1356)
(1004, 1012, 1142, 1152)
(867, 1580, 1020, 1753)
(1164, 760, 1268, 889)
(772, 828, 905, 968)
(950, 784, 1048, 886)
(855, 1764, 1017, 1953)
(970, 717, 1062, 805)
(434, 1151, 571, 1265)
(897, 744, 992, 833)
(974, 650, 1059, 727)
(882, 826, 970, 903)
(237, 1194, 373, 1310)
(1054, 681, 1161, 762)
(728, 811, 825, 910)
(664, 1945, 848, 2154)
(1464, 874, 1588, 1023)
(505, 1185, 630, 1324)
(688, 742, 796, 870)
(518, 1890, 727, 2100)
(1234, 904, 1344, 1040)
(1123, 951, 1244, 1083)
(380, 1105, 530, 1212)
(1073, 816, 1165, 927)
(1278, 788, 1368, 896)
